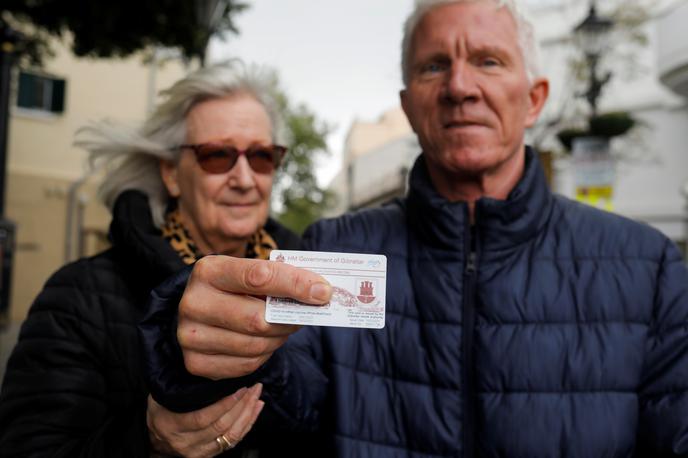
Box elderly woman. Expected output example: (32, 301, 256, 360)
(0, 61, 299, 457)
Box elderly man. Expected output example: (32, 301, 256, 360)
(142, 0, 688, 456)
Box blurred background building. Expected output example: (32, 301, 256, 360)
(327, 108, 417, 213)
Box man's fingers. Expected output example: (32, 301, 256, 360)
(192, 255, 332, 304)
(179, 293, 299, 337)
(178, 255, 318, 380)
(183, 351, 273, 380)
(178, 323, 289, 357)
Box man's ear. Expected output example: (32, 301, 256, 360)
(159, 159, 180, 198)
(400, 89, 415, 132)
(400, 89, 408, 113)
(525, 77, 549, 128)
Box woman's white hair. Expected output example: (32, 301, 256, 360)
(401, 0, 541, 85)
(75, 59, 284, 227)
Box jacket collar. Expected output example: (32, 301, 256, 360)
(406, 146, 553, 253)
(109, 190, 186, 292)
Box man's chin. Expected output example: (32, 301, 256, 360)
(430, 147, 497, 174)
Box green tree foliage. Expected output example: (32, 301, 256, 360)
(270, 82, 337, 235)
(1, 0, 247, 65)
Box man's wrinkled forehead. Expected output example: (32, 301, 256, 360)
(410, 3, 518, 51)
(402, 0, 539, 85)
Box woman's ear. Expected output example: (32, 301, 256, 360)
(159, 159, 180, 198)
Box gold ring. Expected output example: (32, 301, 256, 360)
(215, 434, 233, 453)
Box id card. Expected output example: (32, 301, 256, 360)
(265, 250, 387, 329)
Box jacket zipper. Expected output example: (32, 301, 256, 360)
(462, 227, 478, 458)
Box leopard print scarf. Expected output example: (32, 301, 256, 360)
(161, 209, 278, 264)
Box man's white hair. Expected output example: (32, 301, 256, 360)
(75, 59, 284, 227)
(401, 0, 542, 86)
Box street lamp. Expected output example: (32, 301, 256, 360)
(0, 20, 20, 325)
(1, 21, 24, 216)
(574, 1, 615, 116)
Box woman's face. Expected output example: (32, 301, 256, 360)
(160, 93, 276, 256)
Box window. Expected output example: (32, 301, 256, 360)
(16, 71, 67, 114)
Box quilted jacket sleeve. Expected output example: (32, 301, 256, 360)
(141, 262, 329, 434)
(635, 240, 688, 456)
(142, 266, 267, 412)
(0, 263, 150, 457)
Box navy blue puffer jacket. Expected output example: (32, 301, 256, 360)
(144, 149, 688, 457)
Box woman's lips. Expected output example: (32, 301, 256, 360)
(219, 200, 260, 209)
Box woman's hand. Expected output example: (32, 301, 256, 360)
(147, 383, 264, 458)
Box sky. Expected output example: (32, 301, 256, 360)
(208, 0, 549, 185)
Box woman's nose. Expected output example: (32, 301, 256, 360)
(226, 155, 255, 189)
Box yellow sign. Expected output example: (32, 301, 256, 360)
(576, 185, 614, 211)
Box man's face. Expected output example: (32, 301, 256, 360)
(401, 1, 548, 182)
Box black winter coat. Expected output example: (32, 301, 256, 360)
(0, 190, 300, 457)
(144, 149, 688, 457)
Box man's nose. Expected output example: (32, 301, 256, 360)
(442, 62, 480, 104)
(226, 155, 256, 190)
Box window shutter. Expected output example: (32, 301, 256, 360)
(17, 72, 37, 109)
(51, 79, 66, 113)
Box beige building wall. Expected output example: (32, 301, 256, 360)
(343, 108, 411, 161)
(328, 107, 414, 216)
(5, 39, 190, 325)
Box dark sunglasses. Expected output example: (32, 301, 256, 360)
(177, 142, 287, 174)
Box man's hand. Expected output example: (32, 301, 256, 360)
(147, 384, 264, 458)
(177, 255, 332, 380)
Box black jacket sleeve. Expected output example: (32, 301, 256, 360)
(140, 265, 262, 412)
(0, 262, 150, 457)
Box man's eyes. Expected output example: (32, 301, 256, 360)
(420, 61, 448, 73)
(417, 56, 503, 74)
(478, 56, 502, 67)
